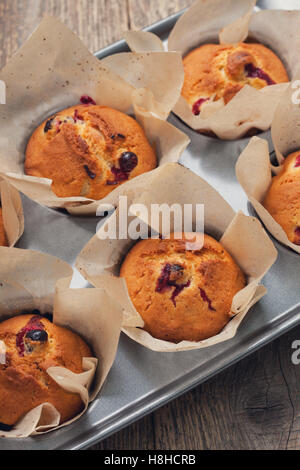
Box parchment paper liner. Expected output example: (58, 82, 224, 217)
(124, 0, 300, 140)
(76, 163, 277, 352)
(0, 247, 123, 438)
(236, 129, 300, 255)
(0, 16, 188, 215)
(0, 179, 24, 246)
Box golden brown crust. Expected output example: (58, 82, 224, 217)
(120, 233, 246, 343)
(25, 105, 157, 199)
(182, 43, 289, 113)
(263, 151, 300, 245)
(0, 314, 92, 427)
(0, 208, 8, 247)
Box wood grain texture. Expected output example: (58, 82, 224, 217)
(0, 0, 129, 68)
(128, 0, 193, 30)
(0, 0, 299, 451)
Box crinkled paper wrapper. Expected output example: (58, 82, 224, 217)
(76, 163, 277, 352)
(0, 248, 123, 438)
(0, 16, 188, 215)
(236, 71, 300, 254)
(0, 179, 24, 246)
(124, 0, 300, 139)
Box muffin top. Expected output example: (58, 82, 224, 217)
(263, 151, 300, 246)
(182, 42, 289, 115)
(120, 233, 246, 343)
(0, 208, 7, 247)
(25, 104, 157, 200)
(0, 314, 92, 427)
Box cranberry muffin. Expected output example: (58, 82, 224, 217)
(263, 151, 300, 245)
(0, 314, 92, 429)
(120, 233, 246, 343)
(0, 208, 7, 247)
(25, 102, 157, 200)
(182, 43, 289, 115)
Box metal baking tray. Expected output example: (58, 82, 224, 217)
(1, 0, 300, 450)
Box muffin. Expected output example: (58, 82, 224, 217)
(0, 314, 92, 429)
(120, 233, 246, 343)
(263, 151, 300, 245)
(182, 43, 289, 115)
(25, 103, 157, 200)
(0, 208, 7, 247)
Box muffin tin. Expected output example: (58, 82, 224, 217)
(1, 0, 300, 450)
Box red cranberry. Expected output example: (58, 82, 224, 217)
(44, 118, 54, 133)
(25, 330, 48, 342)
(55, 119, 62, 133)
(156, 263, 190, 306)
(245, 63, 275, 86)
(192, 98, 209, 116)
(84, 165, 96, 179)
(80, 95, 96, 105)
(171, 281, 191, 306)
(199, 288, 216, 311)
(74, 109, 83, 122)
(156, 264, 170, 292)
(110, 133, 126, 140)
(294, 155, 300, 168)
(156, 264, 181, 293)
(106, 167, 128, 185)
(106, 152, 138, 185)
(294, 227, 300, 245)
(16, 316, 45, 356)
(119, 152, 138, 172)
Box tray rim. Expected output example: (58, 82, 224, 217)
(94, 9, 184, 60)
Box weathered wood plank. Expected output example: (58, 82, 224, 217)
(0, 0, 129, 68)
(128, 0, 193, 30)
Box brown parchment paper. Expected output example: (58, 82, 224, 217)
(0, 247, 123, 438)
(124, 0, 300, 140)
(271, 69, 300, 165)
(76, 163, 277, 352)
(236, 135, 300, 254)
(0, 179, 24, 246)
(0, 16, 188, 215)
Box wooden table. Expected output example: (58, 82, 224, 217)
(1, 0, 299, 450)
